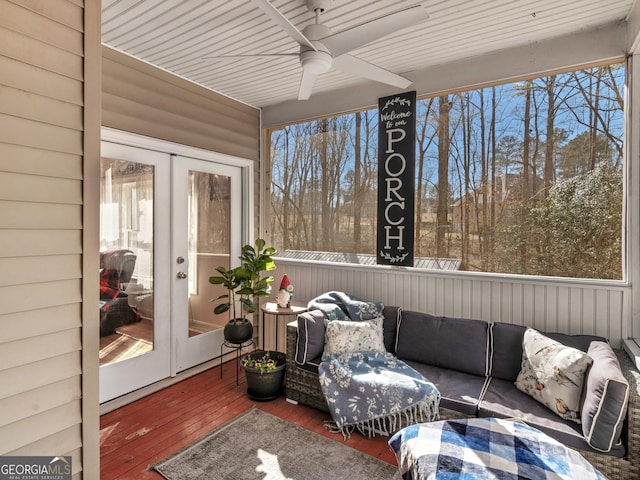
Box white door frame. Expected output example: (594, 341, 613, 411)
(100, 127, 254, 396)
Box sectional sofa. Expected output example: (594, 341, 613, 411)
(285, 306, 640, 479)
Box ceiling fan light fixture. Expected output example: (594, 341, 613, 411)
(300, 50, 332, 74)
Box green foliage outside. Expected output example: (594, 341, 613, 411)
(495, 164, 622, 278)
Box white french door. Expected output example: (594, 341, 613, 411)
(171, 155, 243, 372)
(99, 129, 251, 403)
(99, 140, 171, 403)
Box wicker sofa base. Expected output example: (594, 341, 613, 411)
(285, 320, 329, 412)
(285, 322, 640, 479)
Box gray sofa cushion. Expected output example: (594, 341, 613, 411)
(581, 341, 630, 452)
(396, 311, 490, 376)
(545, 332, 606, 352)
(490, 322, 527, 381)
(479, 377, 626, 457)
(296, 355, 321, 374)
(382, 306, 400, 354)
(295, 310, 326, 365)
(489, 321, 606, 381)
(405, 361, 488, 416)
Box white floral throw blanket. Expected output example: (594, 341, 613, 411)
(319, 351, 441, 438)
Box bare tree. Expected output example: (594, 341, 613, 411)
(460, 92, 471, 269)
(437, 95, 451, 258)
(415, 99, 435, 256)
(570, 66, 624, 164)
(319, 119, 330, 248)
(479, 89, 488, 269)
(353, 112, 362, 251)
(520, 80, 533, 272)
(544, 75, 557, 198)
(488, 86, 497, 270)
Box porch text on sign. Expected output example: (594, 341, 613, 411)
(377, 91, 416, 266)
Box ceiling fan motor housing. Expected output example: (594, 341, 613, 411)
(300, 22, 333, 73)
(302, 23, 331, 41)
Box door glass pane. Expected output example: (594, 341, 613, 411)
(188, 171, 231, 337)
(99, 158, 155, 365)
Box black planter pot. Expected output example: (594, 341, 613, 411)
(223, 318, 253, 344)
(242, 350, 286, 401)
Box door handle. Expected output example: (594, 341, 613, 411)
(176, 271, 187, 279)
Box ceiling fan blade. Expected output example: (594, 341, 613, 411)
(251, 0, 317, 51)
(321, 4, 428, 58)
(332, 55, 412, 89)
(203, 53, 298, 61)
(298, 69, 318, 100)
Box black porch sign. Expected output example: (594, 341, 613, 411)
(377, 91, 416, 266)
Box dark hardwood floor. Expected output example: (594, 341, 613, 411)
(100, 359, 398, 479)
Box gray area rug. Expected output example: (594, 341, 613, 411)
(151, 407, 400, 480)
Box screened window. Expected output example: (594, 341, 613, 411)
(267, 62, 625, 280)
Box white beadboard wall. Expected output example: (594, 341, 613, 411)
(273, 258, 629, 349)
(260, 310, 298, 354)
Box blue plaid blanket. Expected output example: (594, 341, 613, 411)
(389, 417, 606, 480)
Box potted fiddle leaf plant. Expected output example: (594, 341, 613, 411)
(209, 238, 276, 344)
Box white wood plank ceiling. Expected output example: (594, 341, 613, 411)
(102, 0, 637, 112)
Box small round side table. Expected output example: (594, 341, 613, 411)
(260, 302, 307, 352)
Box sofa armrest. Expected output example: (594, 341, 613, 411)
(580, 350, 640, 478)
(286, 320, 299, 364)
(285, 320, 329, 412)
(617, 349, 640, 460)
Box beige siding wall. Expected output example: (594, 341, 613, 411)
(102, 45, 261, 232)
(0, 0, 93, 477)
(102, 46, 259, 160)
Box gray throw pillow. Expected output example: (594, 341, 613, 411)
(581, 341, 629, 452)
(490, 322, 527, 381)
(295, 310, 326, 365)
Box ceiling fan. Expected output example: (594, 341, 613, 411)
(207, 0, 429, 100)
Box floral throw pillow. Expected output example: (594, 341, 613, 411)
(515, 328, 593, 423)
(322, 317, 386, 361)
